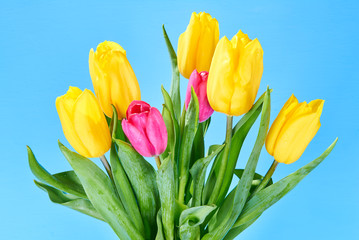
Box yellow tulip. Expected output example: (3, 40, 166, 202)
(207, 30, 263, 116)
(265, 95, 324, 164)
(56, 87, 112, 158)
(177, 12, 219, 79)
(89, 41, 141, 119)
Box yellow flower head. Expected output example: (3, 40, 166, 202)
(89, 41, 141, 119)
(207, 30, 264, 116)
(56, 87, 111, 158)
(265, 95, 324, 164)
(177, 12, 219, 79)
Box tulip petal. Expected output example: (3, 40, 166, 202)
(207, 36, 234, 115)
(122, 119, 156, 157)
(146, 107, 168, 156)
(89, 49, 113, 117)
(73, 90, 111, 158)
(265, 95, 299, 155)
(230, 38, 263, 115)
(273, 113, 321, 164)
(108, 51, 141, 119)
(56, 87, 91, 157)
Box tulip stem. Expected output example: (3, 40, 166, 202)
(207, 115, 233, 205)
(155, 156, 161, 169)
(100, 155, 114, 182)
(250, 160, 279, 198)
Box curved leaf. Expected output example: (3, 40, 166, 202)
(27, 146, 87, 198)
(114, 139, 159, 239)
(157, 155, 176, 240)
(225, 138, 338, 239)
(59, 141, 143, 240)
(203, 87, 271, 240)
(34, 180, 103, 221)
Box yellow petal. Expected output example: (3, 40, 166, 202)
(266, 94, 299, 155)
(207, 36, 235, 115)
(230, 38, 263, 115)
(177, 12, 219, 79)
(73, 89, 111, 158)
(56, 87, 91, 157)
(273, 112, 321, 164)
(107, 51, 141, 119)
(89, 48, 113, 117)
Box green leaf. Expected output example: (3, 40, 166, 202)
(203, 87, 271, 240)
(58, 141, 143, 240)
(155, 210, 166, 240)
(162, 25, 181, 119)
(216, 97, 264, 205)
(190, 121, 205, 168)
(157, 155, 176, 240)
(27, 146, 87, 199)
(34, 180, 104, 221)
(190, 144, 225, 207)
(110, 144, 145, 235)
(178, 88, 199, 204)
(225, 138, 338, 240)
(109, 105, 144, 234)
(114, 139, 159, 239)
(202, 90, 266, 205)
(179, 205, 217, 240)
(233, 169, 273, 193)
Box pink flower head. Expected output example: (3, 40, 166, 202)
(185, 70, 214, 122)
(122, 100, 168, 157)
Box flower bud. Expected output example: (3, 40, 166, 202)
(56, 87, 111, 158)
(207, 30, 263, 116)
(265, 95, 324, 164)
(122, 101, 168, 157)
(185, 70, 214, 122)
(177, 12, 219, 79)
(89, 41, 141, 119)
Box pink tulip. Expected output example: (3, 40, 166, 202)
(122, 100, 168, 157)
(185, 70, 214, 122)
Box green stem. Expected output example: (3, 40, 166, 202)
(250, 160, 279, 198)
(207, 115, 233, 205)
(155, 156, 161, 169)
(100, 155, 114, 183)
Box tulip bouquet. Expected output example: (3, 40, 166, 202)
(28, 12, 337, 240)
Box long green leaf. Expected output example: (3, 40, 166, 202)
(162, 25, 181, 119)
(109, 105, 144, 234)
(34, 180, 104, 221)
(216, 98, 264, 205)
(114, 139, 159, 239)
(225, 138, 338, 240)
(203, 87, 271, 239)
(178, 88, 199, 204)
(110, 144, 145, 235)
(59, 141, 143, 240)
(190, 144, 225, 207)
(27, 146, 87, 198)
(202, 90, 267, 205)
(157, 155, 176, 240)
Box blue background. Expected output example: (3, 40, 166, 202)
(1, 0, 358, 239)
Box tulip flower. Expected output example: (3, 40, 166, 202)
(122, 100, 168, 158)
(177, 12, 219, 79)
(89, 41, 141, 119)
(56, 87, 112, 158)
(207, 30, 264, 116)
(265, 95, 324, 164)
(185, 70, 214, 122)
